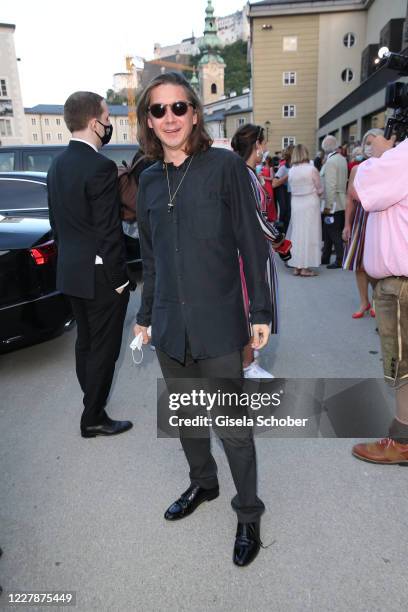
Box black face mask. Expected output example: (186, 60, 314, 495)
(95, 120, 113, 146)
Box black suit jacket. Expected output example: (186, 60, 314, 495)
(47, 140, 128, 299)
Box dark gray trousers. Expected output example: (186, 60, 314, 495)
(156, 346, 265, 523)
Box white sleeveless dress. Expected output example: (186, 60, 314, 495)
(287, 163, 323, 269)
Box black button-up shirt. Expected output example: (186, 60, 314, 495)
(136, 147, 272, 362)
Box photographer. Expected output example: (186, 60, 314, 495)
(352, 134, 408, 464)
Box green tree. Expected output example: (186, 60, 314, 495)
(222, 40, 251, 95)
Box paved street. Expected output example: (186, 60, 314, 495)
(1, 260, 407, 612)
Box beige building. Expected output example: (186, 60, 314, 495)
(249, 0, 408, 153)
(24, 105, 136, 145)
(0, 23, 25, 145)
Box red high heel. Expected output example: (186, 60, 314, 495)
(352, 304, 371, 319)
(370, 308, 376, 318)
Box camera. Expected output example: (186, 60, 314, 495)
(379, 48, 408, 140)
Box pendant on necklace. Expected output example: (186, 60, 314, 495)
(168, 202, 174, 213)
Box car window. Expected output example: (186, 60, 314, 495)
(0, 151, 15, 171)
(23, 152, 57, 172)
(102, 148, 136, 166)
(0, 179, 48, 211)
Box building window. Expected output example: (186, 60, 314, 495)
(120, 119, 123, 126)
(341, 68, 354, 82)
(211, 83, 217, 94)
(0, 119, 12, 136)
(44, 118, 49, 126)
(283, 71, 296, 85)
(282, 136, 296, 148)
(123, 133, 128, 141)
(33, 133, 38, 142)
(283, 36, 297, 52)
(343, 32, 355, 48)
(237, 117, 245, 127)
(46, 133, 51, 141)
(282, 104, 296, 118)
(125, 119, 129, 125)
(31, 117, 36, 125)
(0, 79, 7, 97)
(56, 118, 61, 125)
(57, 133, 63, 141)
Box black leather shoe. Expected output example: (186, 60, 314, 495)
(164, 483, 219, 520)
(81, 418, 133, 438)
(233, 521, 261, 567)
(327, 262, 342, 269)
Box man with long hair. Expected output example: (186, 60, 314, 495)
(133, 72, 272, 567)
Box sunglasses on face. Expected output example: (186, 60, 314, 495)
(147, 101, 195, 119)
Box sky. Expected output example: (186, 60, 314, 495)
(2, 0, 246, 107)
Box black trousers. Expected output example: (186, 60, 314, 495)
(322, 210, 345, 265)
(277, 186, 291, 234)
(69, 266, 129, 427)
(156, 346, 265, 523)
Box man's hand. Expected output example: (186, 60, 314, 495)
(371, 134, 396, 158)
(251, 324, 270, 350)
(133, 324, 150, 345)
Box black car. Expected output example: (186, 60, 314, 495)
(0, 172, 141, 263)
(0, 172, 139, 352)
(0, 211, 73, 352)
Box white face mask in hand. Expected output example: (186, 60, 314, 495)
(130, 326, 151, 365)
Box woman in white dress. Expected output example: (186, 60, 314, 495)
(287, 144, 323, 277)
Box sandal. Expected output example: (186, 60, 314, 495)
(300, 270, 318, 277)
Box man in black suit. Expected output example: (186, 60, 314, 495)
(47, 91, 133, 438)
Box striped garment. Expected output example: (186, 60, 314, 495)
(239, 167, 279, 334)
(342, 200, 368, 271)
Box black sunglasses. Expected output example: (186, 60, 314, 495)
(148, 101, 195, 119)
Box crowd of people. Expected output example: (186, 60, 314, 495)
(46, 71, 407, 570)
(251, 129, 385, 313)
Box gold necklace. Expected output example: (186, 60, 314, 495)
(164, 155, 194, 213)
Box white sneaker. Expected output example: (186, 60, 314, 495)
(243, 362, 274, 379)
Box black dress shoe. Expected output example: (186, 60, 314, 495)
(81, 418, 133, 438)
(233, 521, 261, 567)
(327, 262, 342, 269)
(164, 483, 219, 520)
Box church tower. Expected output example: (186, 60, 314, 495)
(198, 1, 225, 104)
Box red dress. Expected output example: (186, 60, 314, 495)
(260, 166, 277, 221)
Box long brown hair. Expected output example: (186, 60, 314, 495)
(136, 72, 212, 160)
